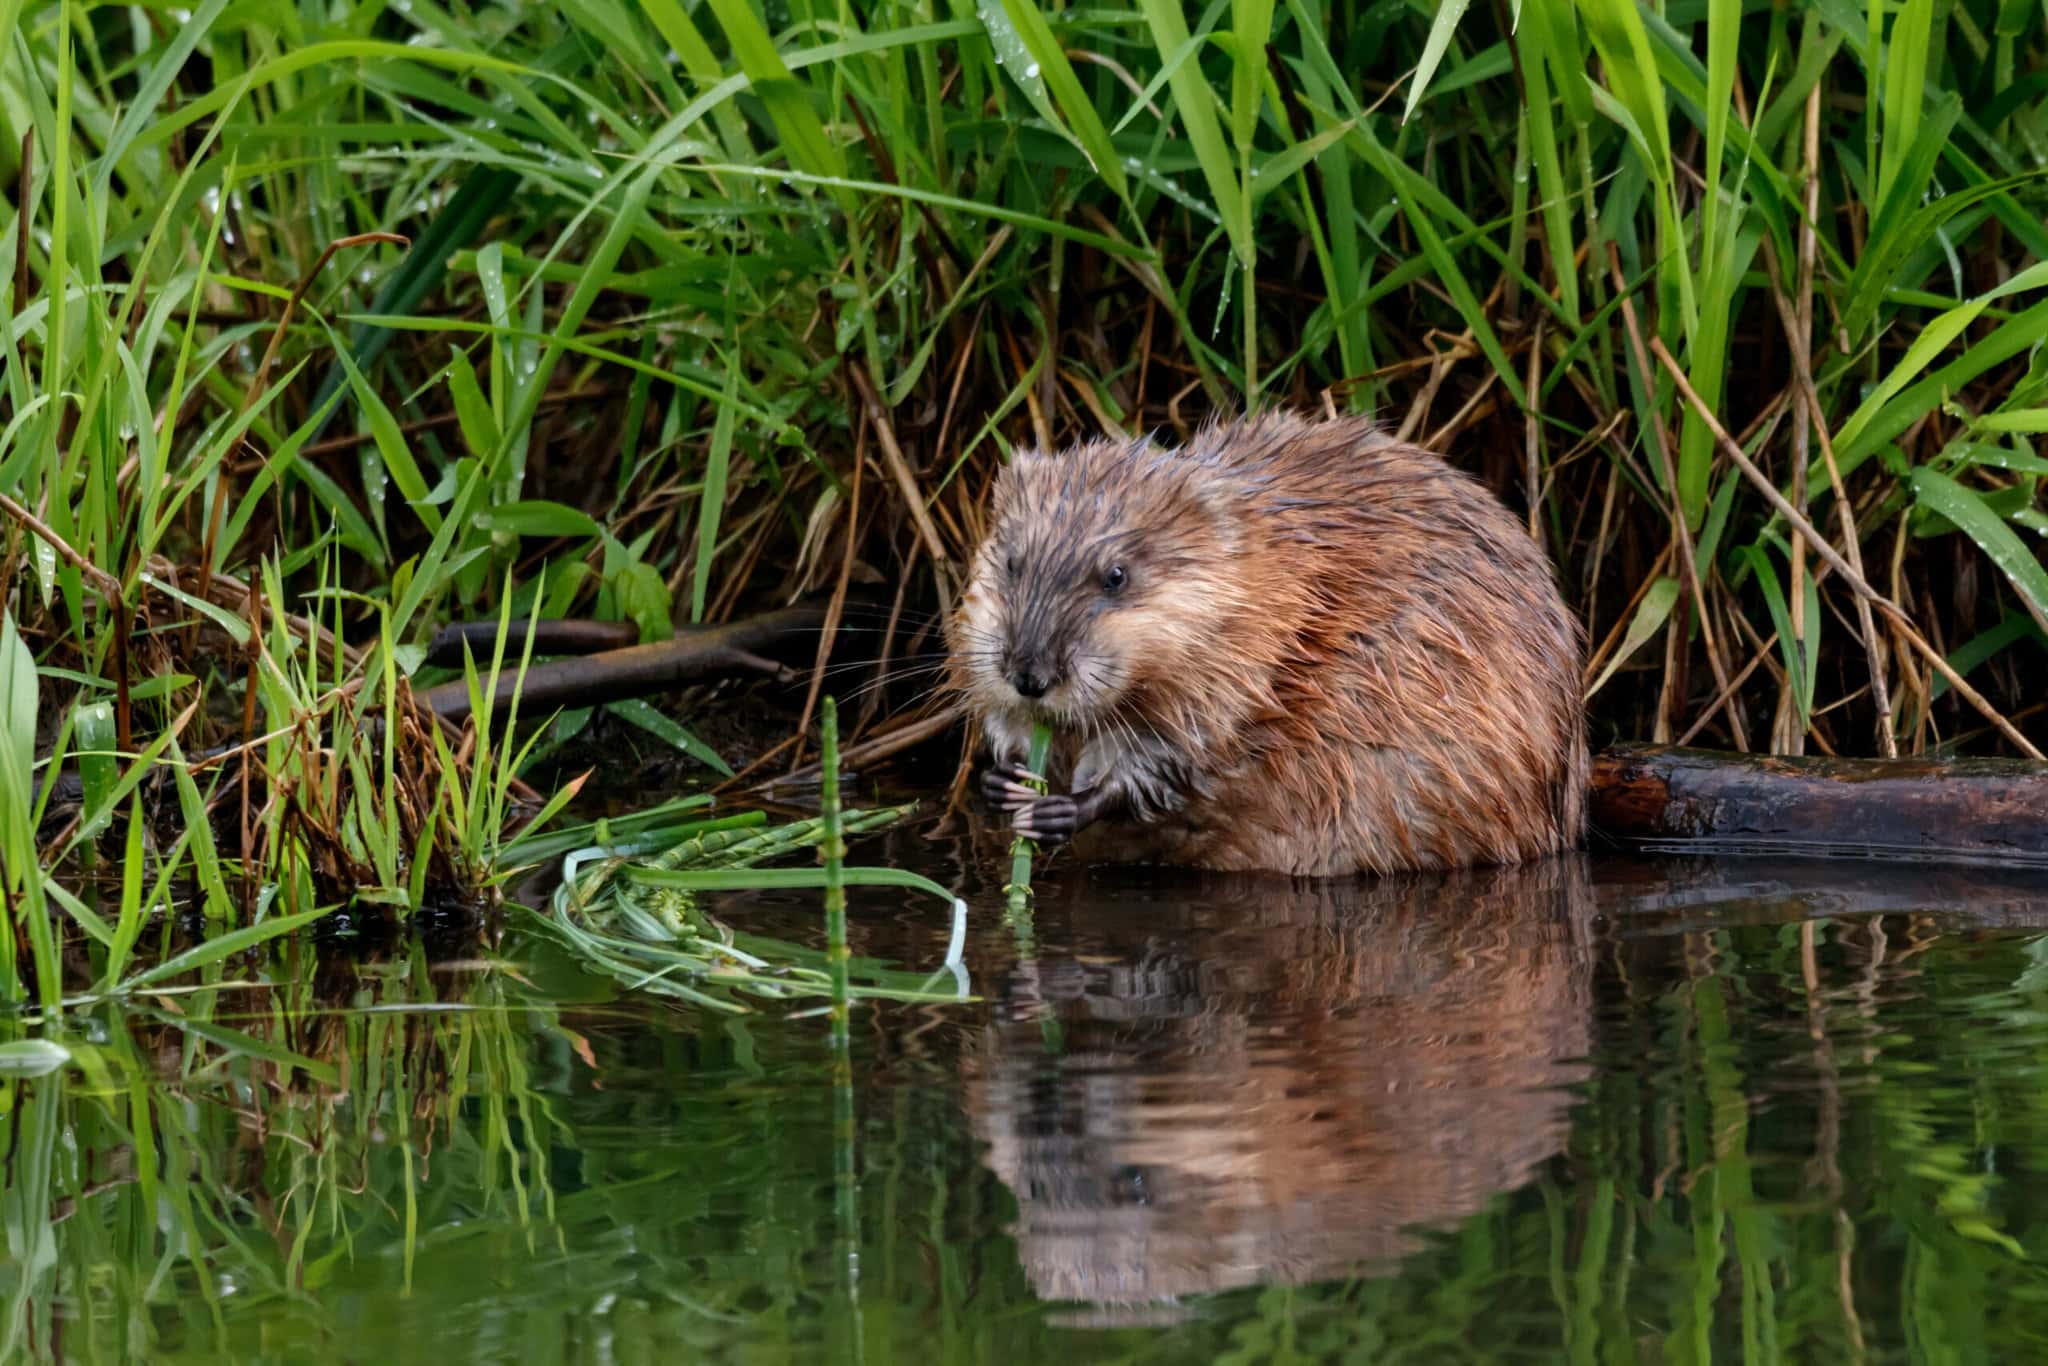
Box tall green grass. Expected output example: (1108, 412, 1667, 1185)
(4, 0, 2048, 996)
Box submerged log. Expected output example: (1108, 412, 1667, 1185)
(1590, 743, 2048, 865)
(419, 603, 831, 721)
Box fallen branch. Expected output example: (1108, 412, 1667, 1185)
(419, 604, 833, 721)
(1596, 853, 2048, 931)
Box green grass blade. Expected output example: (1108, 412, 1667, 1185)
(1404, 0, 1474, 125)
(704, 0, 848, 191)
(605, 699, 734, 776)
(1910, 468, 2048, 623)
(1576, 0, 1674, 184)
(1878, 0, 1937, 208)
(1004, 722, 1054, 916)
(1738, 542, 1814, 725)
(626, 865, 962, 908)
(693, 349, 738, 624)
(1136, 0, 1249, 266)
(987, 0, 1129, 199)
(1585, 576, 1679, 699)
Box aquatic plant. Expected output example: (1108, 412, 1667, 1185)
(532, 718, 969, 1011)
(1003, 722, 1055, 919)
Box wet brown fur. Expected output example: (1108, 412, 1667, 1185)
(947, 411, 1589, 876)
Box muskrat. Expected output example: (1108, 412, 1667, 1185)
(946, 412, 1588, 876)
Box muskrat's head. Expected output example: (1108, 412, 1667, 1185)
(949, 436, 1236, 740)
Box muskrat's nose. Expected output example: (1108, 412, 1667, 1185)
(1009, 656, 1052, 699)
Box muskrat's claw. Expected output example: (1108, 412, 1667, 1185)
(1011, 794, 1079, 845)
(982, 761, 1046, 811)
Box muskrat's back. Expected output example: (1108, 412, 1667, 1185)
(950, 411, 1588, 876)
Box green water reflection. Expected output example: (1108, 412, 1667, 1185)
(13, 852, 2048, 1363)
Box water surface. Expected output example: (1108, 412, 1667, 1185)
(16, 836, 2048, 1363)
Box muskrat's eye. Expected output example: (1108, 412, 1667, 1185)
(1102, 564, 1129, 597)
(1005, 553, 1021, 579)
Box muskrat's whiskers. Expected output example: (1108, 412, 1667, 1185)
(821, 660, 956, 697)
(837, 665, 955, 708)
(806, 652, 954, 678)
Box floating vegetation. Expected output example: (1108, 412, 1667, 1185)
(530, 701, 970, 1013)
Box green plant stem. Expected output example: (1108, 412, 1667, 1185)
(820, 696, 850, 1045)
(1003, 722, 1054, 920)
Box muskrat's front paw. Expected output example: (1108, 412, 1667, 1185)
(1011, 794, 1080, 845)
(982, 761, 1046, 811)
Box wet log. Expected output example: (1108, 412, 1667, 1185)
(1590, 743, 2048, 865)
(419, 603, 831, 721)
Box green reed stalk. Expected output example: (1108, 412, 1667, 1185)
(820, 695, 864, 1359)
(820, 697, 850, 1043)
(1004, 723, 1054, 919)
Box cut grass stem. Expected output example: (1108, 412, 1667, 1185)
(1004, 722, 1055, 921)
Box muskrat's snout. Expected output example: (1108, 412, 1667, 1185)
(1005, 648, 1062, 701)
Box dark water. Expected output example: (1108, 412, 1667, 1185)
(17, 833, 2048, 1363)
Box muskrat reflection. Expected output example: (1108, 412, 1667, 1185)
(965, 858, 1594, 1309)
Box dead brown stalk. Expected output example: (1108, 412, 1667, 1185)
(1651, 337, 2042, 760)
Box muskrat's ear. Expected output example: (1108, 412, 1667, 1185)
(998, 444, 1053, 482)
(988, 445, 1046, 526)
(1185, 473, 1241, 533)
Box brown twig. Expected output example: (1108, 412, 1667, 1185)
(1394, 328, 1468, 443)
(793, 412, 867, 771)
(1421, 370, 1499, 452)
(715, 731, 804, 796)
(1783, 83, 1896, 758)
(845, 359, 955, 608)
(766, 703, 963, 790)
(1606, 248, 1748, 751)
(0, 492, 122, 598)
(1651, 337, 2043, 759)
(1676, 640, 1775, 746)
(933, 300, 989, 477)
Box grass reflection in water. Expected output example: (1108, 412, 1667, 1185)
(13, 855, 2048, 1362)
